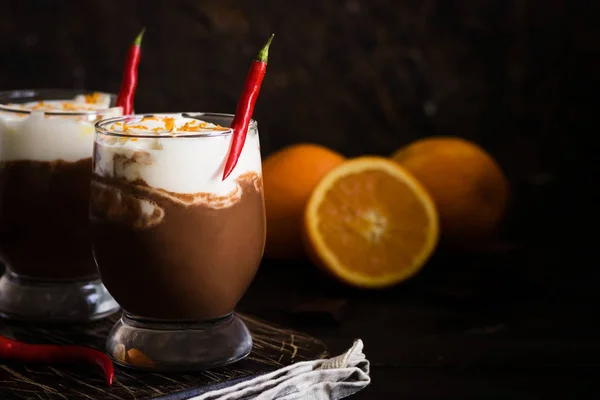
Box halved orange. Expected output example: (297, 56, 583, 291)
(302, 156, 439, 288)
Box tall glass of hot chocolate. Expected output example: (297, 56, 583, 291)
(90, 112, 265, 370)
(0, 89, 122, 322)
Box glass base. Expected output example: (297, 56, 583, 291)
(0, 270, 120, 323)
(107, 312, 253, 371)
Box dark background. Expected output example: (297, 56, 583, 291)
(1, 0, 599, 398)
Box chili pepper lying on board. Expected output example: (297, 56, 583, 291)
(222, 34, 274, 181)
(116, 28, 145, 115)
(0, 334, 114, 385)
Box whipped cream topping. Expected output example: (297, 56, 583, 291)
(0, 92, 122, 162)
(101, 113, 234, 136)
(93, 113, 262, 202)
(1, 92, 113, 115)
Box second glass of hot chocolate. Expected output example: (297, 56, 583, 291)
(0, 89, 122, 322)
(91, 113, 266, 370)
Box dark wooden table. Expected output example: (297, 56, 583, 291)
(243, 206, 599, 400)
(246, 254, 599, 398)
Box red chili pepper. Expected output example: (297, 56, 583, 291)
(222, 34, 274, 181)
(116, 28, 145, 115)
(0, 334, 114, 385)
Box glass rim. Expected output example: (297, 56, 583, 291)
(94, 112, 258, 138)
(0, 88, 119, 116)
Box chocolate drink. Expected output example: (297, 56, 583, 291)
(90, 113, 266, 321)
(91, 173, 265, 320)
(0, 93, 123, 281)
(0, 159, 96, 279)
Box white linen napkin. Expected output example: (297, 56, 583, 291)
(191, 339, 370, 400)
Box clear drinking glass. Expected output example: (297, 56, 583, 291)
(0, 89, 122, 322)
(91, 113, 265, 371)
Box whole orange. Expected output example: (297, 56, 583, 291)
(391, 136, 509, 246)
(262, 144, 345, 259)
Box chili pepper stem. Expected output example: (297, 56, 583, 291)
(134, 28, 145, 46)
(222, 34, 274, 181)
(256, 34, 274, 63)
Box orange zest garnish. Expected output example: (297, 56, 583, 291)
(104, 117, 231, 136)
(31, 101, 47, 110)
(109, 122, 124, 131)
(85, 92, 100, 104)
(61, 102, 78, 110)
(122, 124, 148, 132)
(163, 117, 175, 131)
(179, 122, 201, 132)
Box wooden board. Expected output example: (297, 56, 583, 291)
(0, 313, 328, 399)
